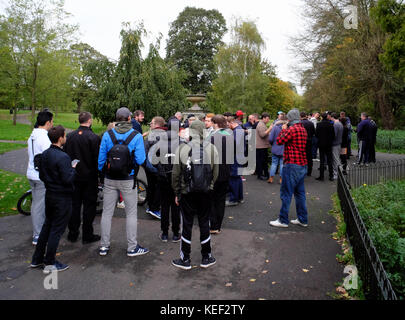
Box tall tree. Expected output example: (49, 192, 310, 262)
(291, 0, 403, 129)
(166, 7, 227, 94)
(209, 19, 276, 115)
(0, 0, 78, 124)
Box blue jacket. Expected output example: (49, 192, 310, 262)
(98, 128, 146, 177)
(269, 124, 285, 156)
(131, 119, 143, 134)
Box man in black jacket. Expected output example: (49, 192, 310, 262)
(209, 115, 233, 234)
(64, 112, 101, 244)
(31, 126, 77, 274)
(315, 113, 335, 181)
(301, 112, 315, 176)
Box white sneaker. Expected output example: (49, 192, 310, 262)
(291, 219, 308, 227)
(269, 219, 289, 228)
(117, 201, 125, 209)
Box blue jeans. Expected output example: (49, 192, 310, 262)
(269, 155, 283, 177)
(279, 164, 308, 225)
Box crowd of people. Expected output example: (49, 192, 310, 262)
(26, 107, 378, 273)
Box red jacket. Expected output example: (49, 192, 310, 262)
(276, 123, 308, 166)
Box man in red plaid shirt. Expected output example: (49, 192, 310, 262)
(270, 109, 310, 228)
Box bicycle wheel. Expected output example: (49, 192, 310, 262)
(137, 179, 147, 206)
(17, 191, 32, 216)
(96, 186, 104, 215)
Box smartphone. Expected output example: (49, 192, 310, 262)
(72, 159, 80, 167)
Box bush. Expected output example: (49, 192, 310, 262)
(352, 180, 405, 299)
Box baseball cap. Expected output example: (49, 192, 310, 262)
(116, 107, 132, 121)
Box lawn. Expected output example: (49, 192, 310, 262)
(351, 129, 405, 154)
(352, 180, 405, 299)
(0, 142, 27, 154)
(0, 119, 32, 141)
(0, 169, 30, 217)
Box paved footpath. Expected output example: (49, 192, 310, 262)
(0, 149, 403, 300)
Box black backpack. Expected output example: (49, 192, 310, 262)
(106, 130, 139, 179)
(183, 144, 213, 193)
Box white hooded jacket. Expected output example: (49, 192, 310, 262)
(26, 128, 51, 181)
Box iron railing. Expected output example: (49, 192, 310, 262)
(337, 165, 398, 300)
(346, 159, 405, 189)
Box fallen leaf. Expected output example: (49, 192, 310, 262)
(265, 260, 270, 263)
(11, 208, 17, 211)
(257, 210, 263, 213)
(321, 221, 325, 224)
(225, 283, 232, 287)
(228, 216, 234, 220)
(336, 286, 347, 295)
(250, 279, 256, 282)
(269, 202, 273, 205)
(258, 298, 266, 300)
(259, 237, 264, 241)
(262, 270, 268, 274)
(129, 282, 135, 287)
(249, 222, 253, 225)
(302, 269, 309, 273)
(56, 253, 62, 257)
(272, 282, 277, 285)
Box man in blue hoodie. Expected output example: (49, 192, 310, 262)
(98, 107, 148, 257)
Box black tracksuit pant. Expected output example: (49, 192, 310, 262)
(210, 180, 229, 232)
(145, 171, 161, 212)
(180, 193, 212, 261)
(306, 141, 313, 176)
(159, 181, 180, 236)
(256, 148, 269, 178)
(319, 147, 333, 179)
(68, 180, 98, 240)
(32, 192, 72, 265)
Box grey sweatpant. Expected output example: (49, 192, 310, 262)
(100, 179, 138, 251)
(332, 145, 342, 178)
(29, 180, 46, 238)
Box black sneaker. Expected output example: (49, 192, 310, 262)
(201, 255, 216, 269)
(67, 232, 79, 243)
(172, 234, 181, 243)
(172, 258, 192, 270)
(159, 233, 169, 243)
(82, 234, 101, 245)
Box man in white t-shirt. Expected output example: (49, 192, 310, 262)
(27, 111, 53, 246)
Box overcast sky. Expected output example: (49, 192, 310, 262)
(1, 0, 306, 93)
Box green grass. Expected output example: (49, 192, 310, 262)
(0, 142, 27, 154)
(352, 129, 405, 154)
(0, 119, 32, 141)
(351, 180, 405, 299)
(0, 169, 30, 217)
(52, 112, 106, 135)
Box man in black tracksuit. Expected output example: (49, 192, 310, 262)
(64, 112, 101, 244)
(315, 113, 335, 181)
(209, 115, 233, 234)
(31, 126, 76, 273)
(301, 112, 315, 176)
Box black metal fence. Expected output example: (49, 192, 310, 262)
(346, 159, 405, 189)
(337, 165, 398, 300)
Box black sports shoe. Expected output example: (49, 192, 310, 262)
(200, 256, 216, 269)
(159, 233, 169, 243)
(67, 232, 79, 243)
(172, 258, 192, 270)
(82, 234, 101, 244)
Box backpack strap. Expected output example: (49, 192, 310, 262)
(108, 130, 118, 145)
(124, 130, 139, 146)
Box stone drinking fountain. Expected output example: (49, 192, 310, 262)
(183, 94, 207, 121)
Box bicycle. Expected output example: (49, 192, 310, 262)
(17, 179, 148, 216)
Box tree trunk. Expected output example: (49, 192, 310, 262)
(31, 62, 38, 128)
(12, 106, 17, 126)
(376, 89, 395, 129)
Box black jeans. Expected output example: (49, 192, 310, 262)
(159, 181, 180, 236)
(306, 141, 313, 176)
(68, 180, 98, 240)
(32, 192, 72, 265)
(145, 171, 161, 212)
(319, 147, 333, 179)
(180, 193, 212, 261)
(210, 180, 229, 231)
(256, 148, 269, 178)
